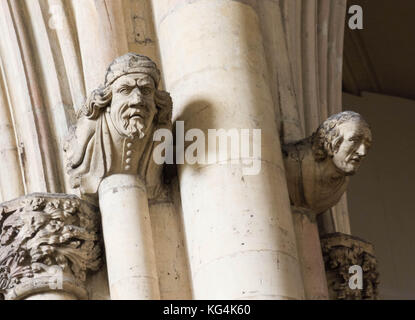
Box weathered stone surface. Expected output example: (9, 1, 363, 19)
(283, 111, 372, 215)
(64, 53, 172, 201)
(321, 232, 379, 300)
(285, 111, 373, 300)
(0, 0, 374, 301)
(64, 53, 173, 300)
(152, 0, 305, 299)
(0, 193, 102, 300)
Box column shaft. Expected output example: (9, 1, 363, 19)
(0, 61, 24, 200)
(153, 0, 304, 299)
(292, 211, 329, 299)
(99, 174, 160, 300)
(71, 0, 128, 93)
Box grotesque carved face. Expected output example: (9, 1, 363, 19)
(110, 73, 157, 139)
(332, 120, 372, 175)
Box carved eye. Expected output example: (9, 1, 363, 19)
(119, 87, 130, 95)
(140, 86, 152, 95)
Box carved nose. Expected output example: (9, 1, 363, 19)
(356, 143, 366, 156)
(129, 88, 143, 106)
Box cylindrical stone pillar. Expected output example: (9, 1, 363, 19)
(292, 210, 329, 299)
(98, 174, 160, 300)
(152, 0, 304, 299)
(0, 65, 24, 200)
(71, 0, 128, 94)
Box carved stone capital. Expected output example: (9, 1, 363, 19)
(321, 232, 380, 300)
(0, 194, 102, 300)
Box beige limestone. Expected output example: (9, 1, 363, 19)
(71, 0, 128, 94)
(0, 0, 364, 301)
(149, 181, 192, 299)
(99, 174, 159, 300)
(251, 0, 352, 300)
(283, 111, 372, 299)
(283, 111, 372, 215)
(152, 0, 304, 299)
(48, 0, 86, 112)
(0, 1, 54, 194)
(271, 0, 352, 300)
(0, 60, 24, 200)
(64, 53, 172, 200)
(25, 292, 77, 300)
(64, 54, 173, 299)
(292, 210, 329, 299)
(120, 1, 193, 299)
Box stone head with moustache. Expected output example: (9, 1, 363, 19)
(64, 53, 172, 198)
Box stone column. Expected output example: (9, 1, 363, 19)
(98, 174, 159, 300)
(0, 194, 102, 300)
(149, 180, 193, 299)
(71, 0, 128, 94)
(63, 53, 173, 300)
(152, 0, 304, 299)
(121, 1, 193, 299)
(292, 210, 329, 299)
(0, 61, 24, 201)
(0, 0, 59, 194)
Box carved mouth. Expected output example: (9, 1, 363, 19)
(128, 108, 146, 120)
(349, 158, 361, 165)
(129, 114, 143, 120)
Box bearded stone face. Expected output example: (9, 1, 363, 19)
(331, 120, 372, 175)
(110, 73, 157, 139)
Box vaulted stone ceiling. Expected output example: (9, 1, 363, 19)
(343, 0, 415, 100)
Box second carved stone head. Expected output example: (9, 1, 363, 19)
(312, 111, 372, 175)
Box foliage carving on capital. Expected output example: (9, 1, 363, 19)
(321, 232, 379, 300)
(0, 194, 102, 300)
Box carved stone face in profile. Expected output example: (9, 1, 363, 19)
(110, 73, 157, 139)
(332, 119, 372, 175)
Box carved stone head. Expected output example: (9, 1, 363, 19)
(64, 53, 172, 197)
(312, 111, 372, 175)
(109, 73, 157, 138)
(77, 53, 172, 137)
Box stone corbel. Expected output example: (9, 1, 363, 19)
(321, 232, 380, 300)
(0, 194, 102, 300)
(282, 111, 374, 299)
(283, 111, 372, 215)
(63, 53, 172, 299)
